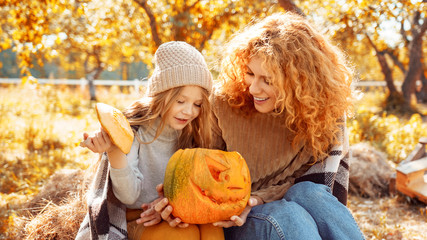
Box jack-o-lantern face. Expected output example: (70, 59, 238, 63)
(163, 148, 251, 224)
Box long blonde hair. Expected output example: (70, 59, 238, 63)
(124, 86, 212, 150)
(217, 12, 354, 162)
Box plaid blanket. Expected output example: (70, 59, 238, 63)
(295, 120, 350, 204)
(75, 153, 128, 240)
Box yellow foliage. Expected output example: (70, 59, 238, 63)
(0, 38, 12, 50)
(348, 91, 427, 163)
(1, 0, 279, 80)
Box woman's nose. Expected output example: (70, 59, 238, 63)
(249, 79, 261, 95)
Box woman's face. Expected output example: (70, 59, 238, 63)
(165, 86, 203, 130)
(244, 56, 279, 113)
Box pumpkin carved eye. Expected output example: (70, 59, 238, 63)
(205, 154, 229, 182)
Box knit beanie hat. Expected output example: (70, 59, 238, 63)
(147, 41, 213, 96)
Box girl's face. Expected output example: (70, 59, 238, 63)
(244, 56, 279, 113)
(165, 85, 203, 130)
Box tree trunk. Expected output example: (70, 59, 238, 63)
(375, 51, 413, 112)
(400, 15, 427, 104)
(134, 0, 162, 50)
(277, 0, 305, 17)
(86, 74, 97, 101)
(365, 34, 399, 96)
(121, 62, 129, 81)
(84, 64, 103, 102)
(376, 52, 398, 95)
(418, 72, 427, 103)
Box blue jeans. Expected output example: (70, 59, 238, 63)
(224, 182, 365, 240)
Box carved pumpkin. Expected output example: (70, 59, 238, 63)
(164, 148, 251, 224)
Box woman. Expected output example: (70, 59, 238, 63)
(208, 12, 363, 239)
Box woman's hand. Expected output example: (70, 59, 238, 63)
(213, 196, 263, 228)
(154, 184, 189, 228)
(80, 128, 117, 154)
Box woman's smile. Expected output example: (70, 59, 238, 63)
(244, 56, 279, 113)
(253, 96, 270, 103)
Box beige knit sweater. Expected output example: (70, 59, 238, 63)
(211, 94, 350, 204)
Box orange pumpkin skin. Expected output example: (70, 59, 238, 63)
(138, 222, 224, 240)
(199, 224, 224, 240)
(139, 221, 200, 240)
(163, 148, 251, 224)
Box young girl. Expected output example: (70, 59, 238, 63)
(156, 13, 365, 240)
(76, 41, 213, 239)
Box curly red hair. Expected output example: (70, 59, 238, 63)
(216, 12, 354, 162)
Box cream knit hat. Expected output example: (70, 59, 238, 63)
(147, 41, 213, 96)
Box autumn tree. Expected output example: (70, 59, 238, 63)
(50, 0, 153, 100)
(0, 0, 76, 80)
(132, 0, 279, 56)
(316, 0, 426, 112)
(1, 0, 282, 100)
(400, 2, 427, 103)
(69, 0, 280, 99)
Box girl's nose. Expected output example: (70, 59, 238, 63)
(182, 104, 193, 115)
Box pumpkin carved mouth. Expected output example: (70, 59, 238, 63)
(190, 179, 244, 205)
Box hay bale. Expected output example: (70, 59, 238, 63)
(13, 168, 90, 239)
(24, 168, 87, 216)
(20, 196, 86, 240)
(349, 142, 394, 198)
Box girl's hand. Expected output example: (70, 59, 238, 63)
(81, 128, 126, 168)
(212, 196, 263, 228)
(136, 198, 162, 226)
(154, 184, 189, 228)
(136, 184, 165, 226)
(80, 128, 116, 153)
